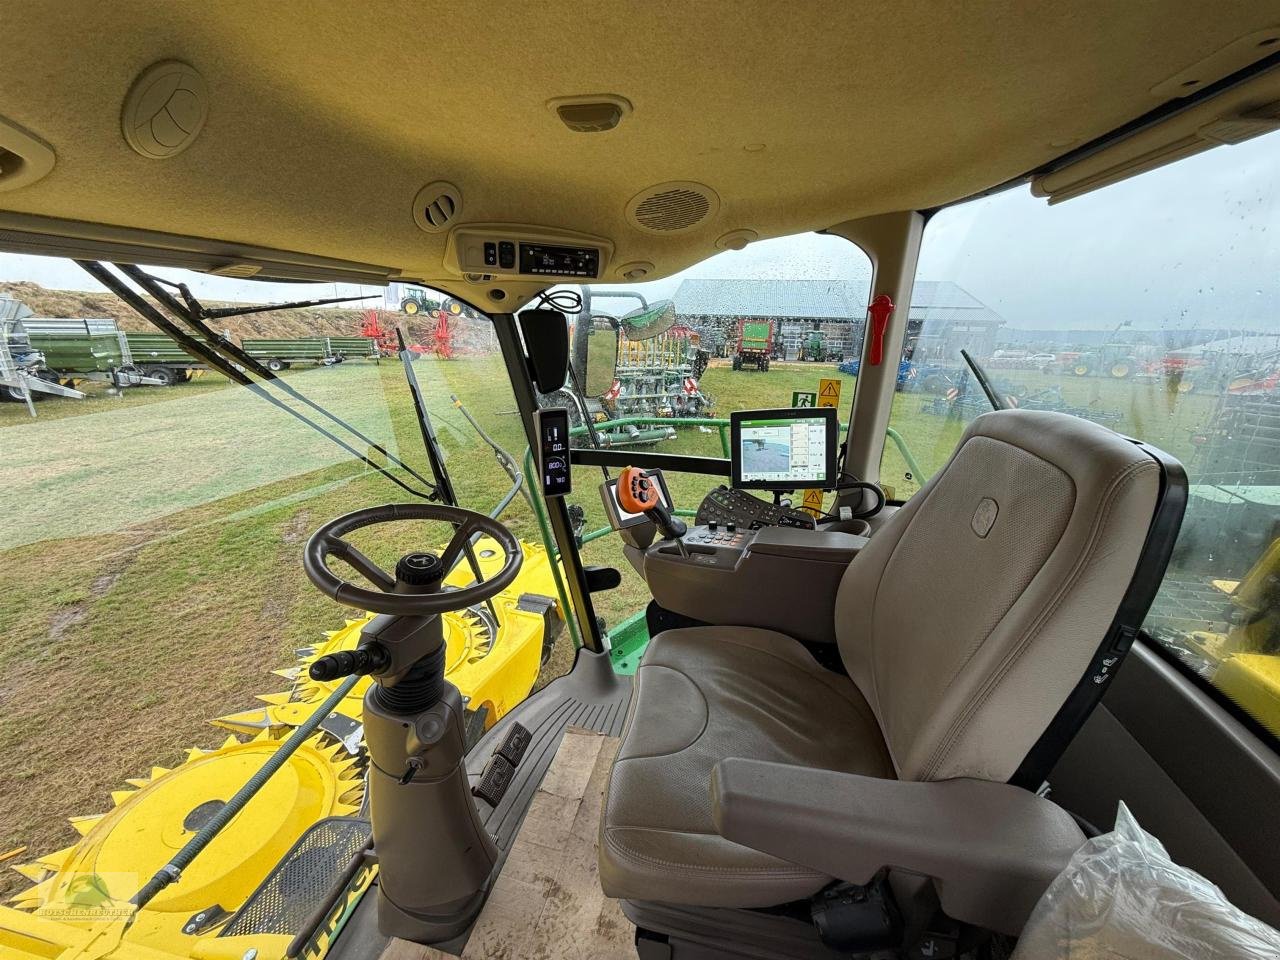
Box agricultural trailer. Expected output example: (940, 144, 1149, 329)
(731, 317, 774, 370)
(19, 316, 164, 390)
(1, 316, 86, 410)
(240, 336, 380, 371)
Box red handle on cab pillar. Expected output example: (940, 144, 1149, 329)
(867, 294, 895, 366)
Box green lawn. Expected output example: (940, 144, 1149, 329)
(0, 352, 1222, 893)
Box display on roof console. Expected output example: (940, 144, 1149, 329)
(519, 242, 600, 278)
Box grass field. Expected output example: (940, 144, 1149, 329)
(0, 350, 1219, 895)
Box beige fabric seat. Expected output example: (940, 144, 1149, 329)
(600, 410, 1165, 907)
(602, 627, 893, 906)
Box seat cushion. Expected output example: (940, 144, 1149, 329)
(600, 626, 894, 907)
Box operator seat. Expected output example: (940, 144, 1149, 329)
(600, 410, 1180, 918)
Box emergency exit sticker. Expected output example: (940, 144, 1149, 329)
(792, 391, 816, 408)
(818, 378, 842, 408)
(801, 487, 825, 519)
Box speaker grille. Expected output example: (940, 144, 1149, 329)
(627, 182, 719, 234)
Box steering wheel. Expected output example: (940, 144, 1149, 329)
(303, 503, 522, 616)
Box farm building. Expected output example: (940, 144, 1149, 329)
(673, 279, 865, 359)
(904, 281, 1006, 363)
(672, 278, 1004, 362)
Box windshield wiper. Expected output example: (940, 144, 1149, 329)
(960, 348, 1009, 411)
(78, 261, 439, 501)
(449, 393, 534, 518)
(117, 264, 440, 499)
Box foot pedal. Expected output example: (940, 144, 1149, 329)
(472, 753, 515, 807)
(497, 722, 531, 766)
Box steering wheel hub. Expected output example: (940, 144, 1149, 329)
(396, 551, 445, 586)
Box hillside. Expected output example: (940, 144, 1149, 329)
(0, 280, 455, 344)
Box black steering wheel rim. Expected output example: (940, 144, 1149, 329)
(303, 503, 522, 616)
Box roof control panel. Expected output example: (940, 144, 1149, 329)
(445, 224, 612, 282)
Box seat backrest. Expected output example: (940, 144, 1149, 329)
(836, 410, 1174, 784)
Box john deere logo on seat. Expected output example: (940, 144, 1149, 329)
(971, 498, 999, 538)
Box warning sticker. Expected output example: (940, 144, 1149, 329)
(801, 487, 824, 519)
(818, 378, 841, 408)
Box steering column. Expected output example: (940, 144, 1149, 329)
(303, 503, 523, 943)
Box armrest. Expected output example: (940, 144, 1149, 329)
(710, 759, 1084, 936)
(748, 526, 868, 562)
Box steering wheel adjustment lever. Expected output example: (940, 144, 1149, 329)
(309, 643, 390, 681)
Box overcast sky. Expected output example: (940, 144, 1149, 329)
(1, 131, 1275, 332)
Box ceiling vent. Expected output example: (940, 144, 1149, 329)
(626, 181, 720, 234)
(412, 181, 462, 233)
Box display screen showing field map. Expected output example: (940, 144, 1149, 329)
(737, 416, 828, 485)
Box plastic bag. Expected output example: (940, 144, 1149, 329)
(1013, 802, 1280, 959)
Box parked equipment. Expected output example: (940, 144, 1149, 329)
(125, 333, 207, 384)
(732, 318, 774, 371)
(1, 314, 86, 408)
(241, 336, 379, 372)
(17, 315, 163, 393)
(400, 287, 442, 316)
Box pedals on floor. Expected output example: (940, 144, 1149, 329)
(497, 721, 531, 765)
(472, 722, 531, 807)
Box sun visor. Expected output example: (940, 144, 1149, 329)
(1033, 59, 1280, 204)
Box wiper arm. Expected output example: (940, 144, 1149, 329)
(960, 348, 1009, 411)
(449, 394, 535, 517)
(79, 261, 438, 501)
(153, 276, 380, 320)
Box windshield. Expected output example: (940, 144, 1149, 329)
(549, 232, 873, 635)
(882, 129, 1280, 742)
(0, 261, 551, 901)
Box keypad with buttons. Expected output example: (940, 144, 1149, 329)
(695, 485, 817, 531)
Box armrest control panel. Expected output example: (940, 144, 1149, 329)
(642, 525, 864, 644)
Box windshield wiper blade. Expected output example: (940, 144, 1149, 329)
(449, 393, 534, 517)
(117, 264, 439, 499)
(79, 261, 438, 502)
(960, 348, 1009, 411)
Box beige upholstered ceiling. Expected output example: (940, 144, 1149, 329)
(0, 2, 1277, 299)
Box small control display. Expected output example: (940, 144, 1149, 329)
(534, 408, 572, 497)
(519, 242, 600, 278)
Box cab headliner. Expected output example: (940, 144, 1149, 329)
(0, 2, 1277, 295)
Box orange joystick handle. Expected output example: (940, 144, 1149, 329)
(618, 467, 686, 540)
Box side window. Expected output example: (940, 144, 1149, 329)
(552, 233, 872, 643)
(882, 132, 1280, 742)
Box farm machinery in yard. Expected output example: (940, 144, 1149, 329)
(1, 301, 156, 412)
(555, 291, 712, 446)
(1, 313, 86, 407)
(240, 337, 379, 372)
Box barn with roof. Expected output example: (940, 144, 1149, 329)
(672, 278, 1003, 362)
